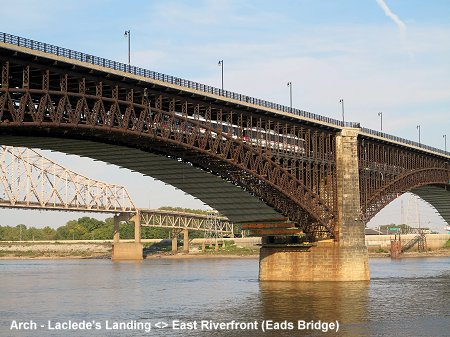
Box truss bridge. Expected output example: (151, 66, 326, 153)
(0, 145, 135, 213)
(0, 32, 449, 280)
(0, 146, 233, 238)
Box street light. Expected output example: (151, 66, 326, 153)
(218, 60, 223, 91)
(287, 82, 292, 110)
(444, 134, 447, 153)
(378, 112, 383, 131)
(124, 30, 131, 66)
(339, 99, 345, 124)
(417, 125, 421, 145)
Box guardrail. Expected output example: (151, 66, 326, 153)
(0, 32, 448, 157)
(360, 127, 448, 156)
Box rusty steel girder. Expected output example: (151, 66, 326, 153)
(0, 58, 339, 239)
(2, 37, 448, 241)
(363, 168, 450, 222)
(359, 138, 450, 222)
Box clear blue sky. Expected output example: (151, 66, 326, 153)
(1, 0, 449, 232)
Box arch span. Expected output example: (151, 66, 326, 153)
(0, 112, 334, 237)
(0, 48, 339, 237)
(363, 168, 450, 223)
(411, 185, 450, 226)
(0, 135, 285, 226)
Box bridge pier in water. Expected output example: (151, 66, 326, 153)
(259, 129, 370, 281)
(112, 211, 143, 261)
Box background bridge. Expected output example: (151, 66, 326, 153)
(140, 209, 233, 234)
(0, 145, 135, 213)
(0, 145, 233, 236)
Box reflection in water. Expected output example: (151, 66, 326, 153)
(259, 281, 369, 337)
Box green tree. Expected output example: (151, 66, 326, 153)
(55, 220, 88, 240)
(41, 226, 57, 240)
(0, 225, 19, 241)
(17, 224, 27, 241)
(77, 217, 105, 232)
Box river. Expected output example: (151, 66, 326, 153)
(0, 257, 449, 336)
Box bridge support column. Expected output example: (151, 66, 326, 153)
(112, 212, 143, 261)
(113, 215, 120, 243)
(259, 128, 370, 281)
(183, 228, 189, 253)
(172, 230, 178, 253)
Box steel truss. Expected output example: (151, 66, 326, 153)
(0, 41, 449, 240)
(359, 139, 450, 222)
(0, 55, 338, 239)
(0, 146, 135, 212)
(140, 209, 233, 234)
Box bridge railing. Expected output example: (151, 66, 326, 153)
(1, 32, 448, 157)
(0, 32, 353, 128)
(359, 127, 448, 156)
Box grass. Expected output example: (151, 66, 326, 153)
(200, 240, 259, 255)
(444, 239, 450, 249)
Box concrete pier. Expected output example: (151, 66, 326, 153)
(183, 228, 189, 253)
(172, 235, 178, 253)
(112, 242, 143, 260)
(112, 212, 143, 261)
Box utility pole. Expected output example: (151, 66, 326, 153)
(218, 60, 223, 91)
(417, 125, 421, 145)
(378, 112, 383, 131)
(339, 99, 345, 124)
(287, 82, 292, 110)
(124, 30, 131, 66)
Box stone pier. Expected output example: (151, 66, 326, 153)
(112, 211, 143, 261)
(259, 128, 370, 281)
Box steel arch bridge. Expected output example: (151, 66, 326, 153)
(0, 32, 449, 245)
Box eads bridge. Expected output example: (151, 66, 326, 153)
(0, 33, 449, 281)
(0, 145, 233, 259)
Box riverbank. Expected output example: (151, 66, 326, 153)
(1, 240, 449, 259)
(369, 249, 450, 258)
(0, 241, 112, 259)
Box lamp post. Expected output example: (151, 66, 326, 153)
(378, 112, 383, 131)
(124, 30, 131, 66)
(339, 99, 345, 124)
(287, 82, 292, 110)
(444, 134, 447, 153)
(218, 60, 223, 91)
(417, 125, 421, 145)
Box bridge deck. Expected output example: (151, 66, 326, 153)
(0, 32, 448, 159)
